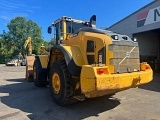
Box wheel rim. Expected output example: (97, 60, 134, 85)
(52, 73, 61, 94)
(33, 65, 36, 80)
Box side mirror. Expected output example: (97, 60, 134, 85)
(48, 26, 52, 34)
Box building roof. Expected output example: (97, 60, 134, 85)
(107, 0, 158, 29)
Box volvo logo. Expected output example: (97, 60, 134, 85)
(126, 52, 130, 58)
(119, 46, 136, 65)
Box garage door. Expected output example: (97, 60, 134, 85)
(134, 29, 160, 71)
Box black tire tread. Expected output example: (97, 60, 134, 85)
(33, 59, 46, 87)
(49, 60, 77, 106)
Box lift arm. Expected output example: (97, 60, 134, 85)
(24, 37, 32, 56)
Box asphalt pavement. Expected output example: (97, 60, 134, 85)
(0, 64, 160, 120)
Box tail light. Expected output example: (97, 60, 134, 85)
(140, 62, 151, 71)
(97, 68, 104, 75)
(146, 66, 149, 70)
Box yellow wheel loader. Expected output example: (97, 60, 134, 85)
(24, 37, 49, 82)
(33, 15, 153, 106)
(24, 37, 35, 81)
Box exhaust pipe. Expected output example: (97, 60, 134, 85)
(89, 15, 96, 28)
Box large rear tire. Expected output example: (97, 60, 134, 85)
(49, 60, 76, 106)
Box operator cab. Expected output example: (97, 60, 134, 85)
(48, 15, 96, 44)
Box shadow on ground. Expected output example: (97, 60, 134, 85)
(0, 78, 120, 120)
(139, 73, 160, 92)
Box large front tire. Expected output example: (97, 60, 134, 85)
(49, 60, 76, 106)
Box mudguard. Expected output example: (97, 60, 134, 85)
(48, 45, 82, 76)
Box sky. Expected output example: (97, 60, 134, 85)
(0, 0, 152, 41)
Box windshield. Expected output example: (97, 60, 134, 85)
(66, 21, 88, 34)
(53, 20, 88, 44)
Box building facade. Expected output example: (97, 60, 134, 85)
(107, 0, 160, 71)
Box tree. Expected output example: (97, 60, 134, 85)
(49, 38, 56, 46)
(6, 16, 43, 55)
(0, 37, 5, 63)
(48, 38, 56, 48)
(0, 30, 14, 63)
(0, 16, 48, 63)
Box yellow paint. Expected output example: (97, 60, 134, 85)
(80, 64, 153, 98)
(140, 62, 151, 71)
(47, 16, 153, 100)
(24, 37, 32, 55)
(40, 44, 49, 55)
(66, 32, 115, 70)
(33, 65, 36, 80)
(49, 49, 64, 67)
(62, 46, 72, 56)
(62, 20, 66, 40)
(55, 45, 85, 67)
(38, 55, 49, 68)
(80, 65, 96, 93)
(52, 73, 61, 94)
(71, 46, 85, 66)
(48, 46, 72, 68)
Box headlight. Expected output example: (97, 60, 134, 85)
(111, 35, 119, 40)
(133, 38, 137, 42)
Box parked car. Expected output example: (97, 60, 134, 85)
(5, 54, 26, 66)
